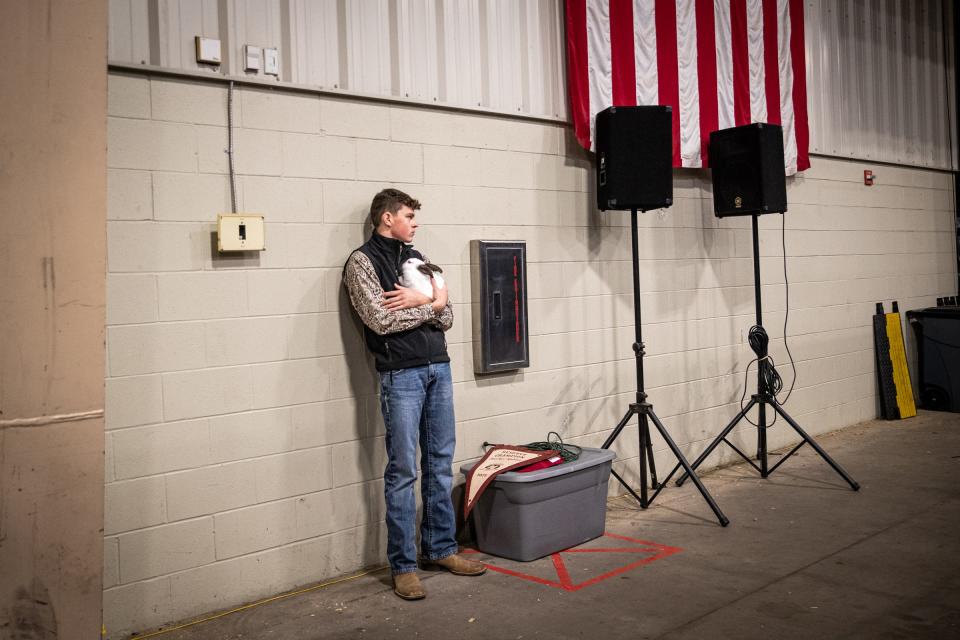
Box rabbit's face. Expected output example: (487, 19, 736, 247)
(400, 258, 426, 276)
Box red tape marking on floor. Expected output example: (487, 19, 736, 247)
(552, 552, 574, 589)
(463, 532, 682, 592)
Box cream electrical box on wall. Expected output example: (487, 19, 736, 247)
(218, 214, 265, 252)
(195, 37, 222, 65)
(243, 45, 262, 72)
(263, 48, 280, 76)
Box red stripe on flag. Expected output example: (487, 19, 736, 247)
(762, 0, 781, 124)
(609, 0, 636, 106)
(566, 0, 591, 148)
(730, 0, 750, 126)
(655, 0, 680, 166)
(789, 0, 810, 170)
(695, 0, 718, 166)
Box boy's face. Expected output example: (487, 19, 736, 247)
(381, 205, 418, 243)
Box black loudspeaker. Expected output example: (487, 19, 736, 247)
(710, 123, 787, 217)
(595, 106, 673, 211)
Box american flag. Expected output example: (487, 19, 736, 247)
(566, 0, 810, 174)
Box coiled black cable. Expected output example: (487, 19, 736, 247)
(740, 325, 785, 427)
(750, 325, 783, 396)
(482, 431, 582, 463)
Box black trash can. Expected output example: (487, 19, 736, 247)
(906, 306, 960, 412)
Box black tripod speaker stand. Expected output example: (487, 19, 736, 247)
(676, 214, 860, 490)
(601, 208, 729, 527)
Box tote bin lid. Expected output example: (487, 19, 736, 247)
(459, 447, 615, 484)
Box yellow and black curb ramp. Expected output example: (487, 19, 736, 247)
(873, 301, 916, 420)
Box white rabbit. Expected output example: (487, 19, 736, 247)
(399, 257, 445, 300)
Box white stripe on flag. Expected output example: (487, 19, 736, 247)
(714, 0, 735, 130)
(747, 0, 766, 124)
(777, 0, 798, 174)
(574, 0, 804, 169)
(676, 0, 701, 167)
(634, 0, 658, 106)
(585, 0, 611, 150)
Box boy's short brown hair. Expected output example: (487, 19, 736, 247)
(369, 188, 421, 228)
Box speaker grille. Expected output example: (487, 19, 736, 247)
(710, 123, 787, 218)
(595, 106, 673, 211)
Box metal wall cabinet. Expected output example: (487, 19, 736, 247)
(471, 241, 530, 375)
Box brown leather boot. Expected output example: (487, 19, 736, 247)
(392, 572, 426, 600)
(430, 554, 487, 576)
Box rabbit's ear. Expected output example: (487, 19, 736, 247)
(426, 263, 443, 274)
(416, 264, 433, 277)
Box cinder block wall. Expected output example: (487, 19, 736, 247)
(104, 71, 957, 637)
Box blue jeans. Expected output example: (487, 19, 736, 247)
(379, 362, 458, 574)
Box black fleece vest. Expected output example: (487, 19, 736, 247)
(354, 233, 449, 372)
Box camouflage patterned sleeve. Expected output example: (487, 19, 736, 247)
(433, 300, 454, 331)
(343, 251, 434, 335)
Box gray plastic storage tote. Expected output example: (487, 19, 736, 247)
(460, 447, 616, 561)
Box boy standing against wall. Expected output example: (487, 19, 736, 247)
(343, 188, 486, 600)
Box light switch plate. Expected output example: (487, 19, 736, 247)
(264, 48, 280, 76)
(195, 37, 222, 65)
(218, 214, 265, 252)
(244, 45, 261, 72)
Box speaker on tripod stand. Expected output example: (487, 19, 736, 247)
(676, 123, 860, 493)
(595, 105, 728, 526)
(709, 122, 787, 217)
(596, 106, 673, 212)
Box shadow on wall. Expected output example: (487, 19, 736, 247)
(561, 128, 607, 259)
(208, 230, 260, 268)
(336, 271, 385, 570)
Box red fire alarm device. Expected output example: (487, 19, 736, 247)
(864, 170, 875, 186)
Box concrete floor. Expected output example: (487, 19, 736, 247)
(162, 410, 960, 640)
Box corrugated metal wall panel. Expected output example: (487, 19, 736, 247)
(286, 0, 341, 88)
(439, 0, 483, 107)
(151, 0, 223, 73)
(108, 0, 150, 65)
(396, 0, 440, 102)
(875, 1, 893, 159)
(482, 0, 521, 112)
(154, 0, 176, 68)
(539, 0, 567, 119)
(904, 0, 921, 166)
(940, 0, 953, 168)
(519, 0, 567, 118)
(344, 0, 392, 95)
(930, 0, 952, 169)
(848, 0, 865, 160)
(891, 0, 907, 164)
(806, 0, 956, 170)
(219, 0, 283, 76)
(523, 0, 542, 115)
(107, 0, 566, 121)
